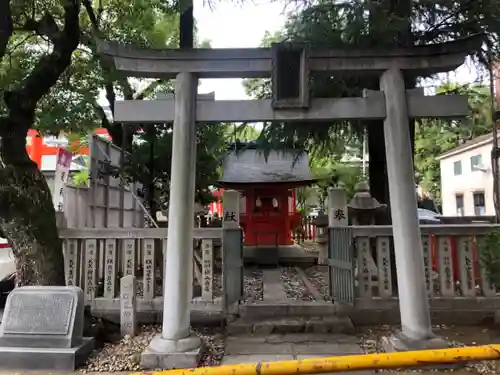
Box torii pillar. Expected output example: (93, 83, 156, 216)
(380, 68, 446, 351)
(141, 73, 203, 368)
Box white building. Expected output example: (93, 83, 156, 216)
(437, 133, 496, 216)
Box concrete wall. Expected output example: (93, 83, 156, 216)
(440, 142, 495, 216)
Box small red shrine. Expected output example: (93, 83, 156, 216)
(216, 144, 315, 247)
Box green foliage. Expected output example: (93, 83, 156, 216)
(311, 157, 364, 207)
(125, 123, 231, 211)
(414, 84, 492, 202)
(72, 169, 89, 186)
(244, 0, 500, 185)
(477, 229, 500, 286)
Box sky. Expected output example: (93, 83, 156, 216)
(196, 0, 287, 100)
(195, 0, 479, 98)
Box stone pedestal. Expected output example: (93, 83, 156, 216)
(381, 332, 453, 370)
(381, 331, 448, 352)
(141, 334, 204, 369)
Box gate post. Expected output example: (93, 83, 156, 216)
(222, 190, 240, 228)
(222, 227, 243, 318)
(327, 188, 355, 305)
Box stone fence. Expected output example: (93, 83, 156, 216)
(59, 227, 224, 322)
(347, 224, 500, 324)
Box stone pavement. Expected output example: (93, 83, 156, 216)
(221, 333, 374, 374)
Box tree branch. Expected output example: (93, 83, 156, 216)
(3, 0, 80, 121)
(0, 0, 13, 60)
(81, 0, 135, 101)
(134, 80, 166, 100)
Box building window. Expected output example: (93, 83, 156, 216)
(470, 155, 483, 171)
(455, 194, 464, 216)
(453, 160, 462, 176)
(473, 192, 486, 216)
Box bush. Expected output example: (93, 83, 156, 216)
(477, 229, 500, 286)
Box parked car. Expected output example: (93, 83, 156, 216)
(0, 239, 15, 308)
(0, 238, 14, 282)
(417, 208, 442, 223)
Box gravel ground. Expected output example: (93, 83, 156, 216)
(280, 267, 314, 301)
(79, 325, 225, 372)
(243, 269, 263, 302)
(80, 322, 498, 373)
(304, 265, 332, 301)
(357, 325, 499, 374)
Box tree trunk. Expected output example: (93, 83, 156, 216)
(147, 126, 157, 218)
(179, 2, 194, 49)
(0, 122, 65, 286)
(367, 0, 414, 208)
(368, 121, 389, 205)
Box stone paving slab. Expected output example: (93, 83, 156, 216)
(262, 269, 287, 301)
(221, 354, 294, 364)
(225, 341, 295, 354)
(222, 333, 373, 374)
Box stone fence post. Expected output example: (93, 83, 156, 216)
(120, 275, 137, 338)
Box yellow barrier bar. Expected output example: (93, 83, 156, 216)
(133, 345, 500, 375)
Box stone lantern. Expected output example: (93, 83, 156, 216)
(348, 181, 388, 225)
(313, 210, 329, 264)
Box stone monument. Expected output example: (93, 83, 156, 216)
(0, 286, 94, 371)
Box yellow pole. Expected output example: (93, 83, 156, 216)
(133, 345, 500, 375)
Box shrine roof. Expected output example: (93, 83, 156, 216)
(219, 148, 314, 185)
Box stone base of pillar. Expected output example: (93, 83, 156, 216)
(381, 331, 460, 370)
(140, 333, 204, 369)
(381, 331, 449, 352)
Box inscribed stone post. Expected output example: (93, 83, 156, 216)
(324, 188, 348, 264)
(223, 190, 240, 229)
(201, 239, 214, 301)
(120, 275, 137, 337)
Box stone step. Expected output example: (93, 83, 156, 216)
(239, 302, 343, 320)
(227, 316, 354, 335)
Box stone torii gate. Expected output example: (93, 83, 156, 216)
(99, 35, 480, 368)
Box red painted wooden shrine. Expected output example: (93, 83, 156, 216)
(216, 144, 315, 247)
